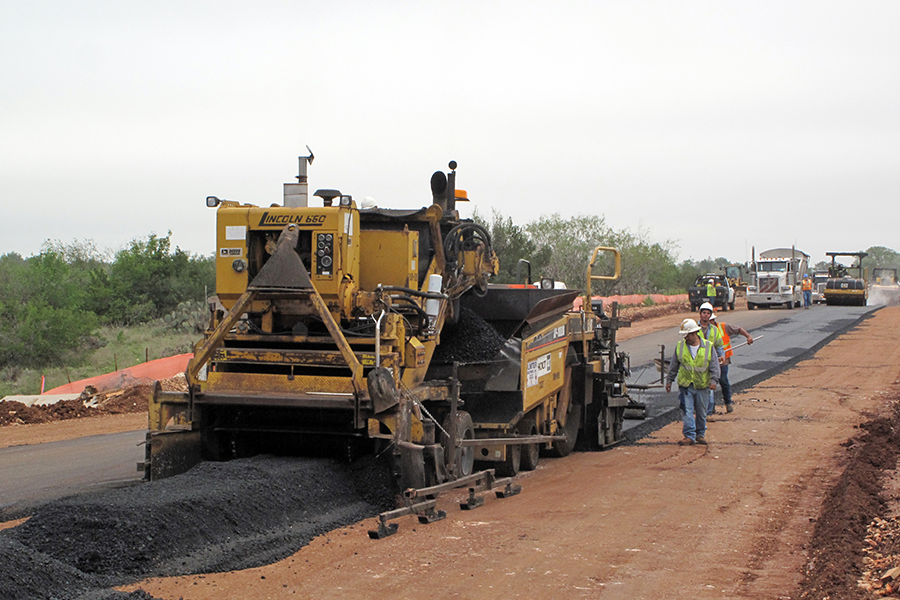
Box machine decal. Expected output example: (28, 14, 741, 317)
(219, 248, 242, 257)
(258, 212, 326, 227)
(225, 225, 246, 240)
(525, 324, 567, 353)
(526, 352, 552, 388)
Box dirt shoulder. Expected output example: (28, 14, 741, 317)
(617, 297, 747, 341)
(0, 412, 147, 449)
(0, 377, 186, 449)
(120, 306, 900, 600)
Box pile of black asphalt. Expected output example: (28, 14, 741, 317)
(432, 306, 506, 365)
(0, 454, 396, 600)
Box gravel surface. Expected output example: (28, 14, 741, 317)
(0, 454, 396, 600)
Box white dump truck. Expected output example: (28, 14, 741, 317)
(747, 247, 809, 310)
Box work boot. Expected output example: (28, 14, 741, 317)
(726, 403, 734, 413)
(695, 435, 707, 445)
(678, 437, 695, 446)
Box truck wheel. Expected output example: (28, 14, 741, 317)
(748, 303, 756, 310)
(547, 400, 582, 458)
(786, 301, 793, 310)
(518, 418, 540, 471)
(442, 411, 475, 479)
(690, 304, 697, 312)
(729, 301, 736, 311)
(600, 406, 624, 446)
(495, 440, 520, 477)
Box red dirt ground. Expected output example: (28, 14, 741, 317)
(4, 303, 899, 600)
(117, 305, 900, 600)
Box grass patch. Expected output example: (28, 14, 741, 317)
(0, 324, 199, 397)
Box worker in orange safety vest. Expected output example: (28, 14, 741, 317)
(801, 274, 813, 309)
(707, 312, 753, 414)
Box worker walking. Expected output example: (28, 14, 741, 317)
(707, 312, 754, 414)
(696, 302, 725, 415)
(706, 278, 716, 301)
(666, 318, 720, 446)
(802, 274, 813, 309)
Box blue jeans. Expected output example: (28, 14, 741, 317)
(708, 364, 731, 412)
(803, 290, 812, 307)
(681, 385, 708, 441)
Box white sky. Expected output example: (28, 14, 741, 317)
(2, 1, 897, 268)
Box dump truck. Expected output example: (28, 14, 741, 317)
(824, 252, 868, 306)
(144, 157, 633, 494)
(747, 247, 809, 309)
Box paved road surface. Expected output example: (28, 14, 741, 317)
(0, 429, 145, 512)
(0, 304, 881, 514)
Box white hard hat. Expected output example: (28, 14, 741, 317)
(680, 318, 701, 335)
(709, 312, 718, 321)
(699, 302, 714, 312)
(361, 196, 377, 209)
(708, 279, 714, 284)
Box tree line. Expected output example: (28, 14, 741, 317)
(476, 210, 734, 296)
(0, 233, 214, 370)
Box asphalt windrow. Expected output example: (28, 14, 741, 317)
(0, 454, 396, 600)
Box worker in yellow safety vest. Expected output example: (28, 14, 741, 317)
(665, 318, 720, 446)
(706, 279, 716, 300)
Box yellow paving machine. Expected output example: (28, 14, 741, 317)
(144, 157, 633, 501)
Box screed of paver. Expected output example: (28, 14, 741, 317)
(120, 306, 900, 600)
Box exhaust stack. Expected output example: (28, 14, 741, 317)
(284, 146, 315, 207)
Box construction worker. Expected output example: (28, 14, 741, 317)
(666, 318, 720, 445)
(707, 312, 754, 414)
(802, 274, 813, 309)
(696, 301, 725, 414)
(706, 278, 716, 300)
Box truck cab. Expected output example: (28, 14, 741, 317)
(811, 271, 829, 304)
(747, 248, 809, 310)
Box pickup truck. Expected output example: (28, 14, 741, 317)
(688, 274, 735, 311)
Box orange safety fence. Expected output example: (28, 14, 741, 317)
(44, 353, 193, 395)
(573, 293, 688, 310)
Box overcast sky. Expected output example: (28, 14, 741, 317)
(2, 1, 897, 269)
